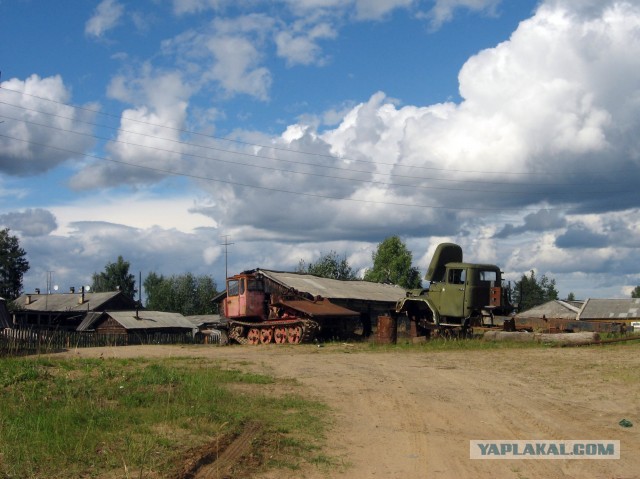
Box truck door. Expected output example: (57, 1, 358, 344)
(440, 267, 467, 318)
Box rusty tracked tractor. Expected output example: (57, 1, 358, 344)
(223, 270, 361, 345)
(395, 243, 513, 338)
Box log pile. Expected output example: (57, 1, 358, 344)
(483, 330, 600, 345)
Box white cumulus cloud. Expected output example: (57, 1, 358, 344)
(85, 0, 125, 38)
(0, 74, 98, 176)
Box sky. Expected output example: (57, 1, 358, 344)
(1, 0, 640, 301)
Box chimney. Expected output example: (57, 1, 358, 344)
(25, 295, 32, 305)
(78, 286, 87, 305)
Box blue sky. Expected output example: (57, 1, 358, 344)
(1, 0, 640, 301)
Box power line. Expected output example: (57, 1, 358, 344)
(1, 100, 565, 187)
(0, 84, 588, 179)
(1, 85, 634, 207)
(0, 112, 621, 195)
(0, 132, 565, 212)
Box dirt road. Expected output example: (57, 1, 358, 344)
(58, 342, 640, 479)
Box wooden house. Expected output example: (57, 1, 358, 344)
(11, 290, 139, 330)
(77, 310, 195, 339)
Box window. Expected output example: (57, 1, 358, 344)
(247, 279, 264, 291)
(479, 270, 497, 283)
(448, 269, 466, 285)
(227, 280, 239, 296)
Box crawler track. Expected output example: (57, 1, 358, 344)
(228, 318, 320, 345)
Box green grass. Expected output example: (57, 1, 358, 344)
(0, 356, 329, 478)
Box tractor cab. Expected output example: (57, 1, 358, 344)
(224, 272, 267, 320)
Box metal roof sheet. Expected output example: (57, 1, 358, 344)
(276, 298, 358, 317)
(13, 292, 128, 312)
(76, 312, 103, 331)
(515, 300, 583, 320)
(184, 314, 223, 327)
(578, 298, 640, 320)
(106, 311, 195, 330)
(257, 269, 407, 302)
(78, 311, 195, 331)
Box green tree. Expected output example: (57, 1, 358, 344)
(144, 272, 217, 316)
(0, 228, 30, 300)
(632, 286, 640, 299)
(91, 256, 136, 300)
(363, 235, 421, 289)
(513, 270, 559, 312)
(297, 251, 357, 280)
(567, 292, 576, 301)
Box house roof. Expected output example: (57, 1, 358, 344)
(578, 298, 640, 320)
(184, 314, 223, 327)
(516, 298, 640, 322)
(78, 310, 195, 331)
(13, 291, 135, 312)
(516, 300, 582, 320)
(256, 269, 407, 303)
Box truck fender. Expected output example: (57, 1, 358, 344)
(395, 296, 441, 326)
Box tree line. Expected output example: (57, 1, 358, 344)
(89, 256, 217, 316)
(3, 227, 637, 314)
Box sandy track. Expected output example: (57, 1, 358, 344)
(57, 342, 640, 479)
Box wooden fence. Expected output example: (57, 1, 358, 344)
(0, 328, 209, 356)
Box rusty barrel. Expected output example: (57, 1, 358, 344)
(375, 315, 397, 344)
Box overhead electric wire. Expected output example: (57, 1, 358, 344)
(0, 84, 580, 179)
(0, 99, 561, 187)
(0, 85, 631, 205)
(0, 132, 565, 212)
(0, 112, 620, 197)
(0, 101, 624, 191)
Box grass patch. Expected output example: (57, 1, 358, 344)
(0, 356, 329, 478)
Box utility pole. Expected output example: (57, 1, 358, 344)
(46, 271, 53, 294)
(220, 235, 234, 281)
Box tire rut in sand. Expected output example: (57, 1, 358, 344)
(177, 422, 262, 479)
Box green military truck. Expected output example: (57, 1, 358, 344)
(396, 243, 513, 338)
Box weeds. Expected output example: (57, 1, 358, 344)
(0, 356, 328, 478)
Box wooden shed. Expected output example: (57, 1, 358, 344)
(213, 268, 408, 335)
(77, 310, 196, 338)
(12, 290, 139, 330)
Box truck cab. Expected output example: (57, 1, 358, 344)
(427, 262, 502, 321)
(396, 243, 508, 335)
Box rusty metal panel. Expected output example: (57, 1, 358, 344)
(375, 315, 397, 344)
(275, 298, 358, 318)
(489, 287, 501, 307)
(258, 269, 407, 302)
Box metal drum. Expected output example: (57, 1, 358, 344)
(376, 315, 397, 344)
